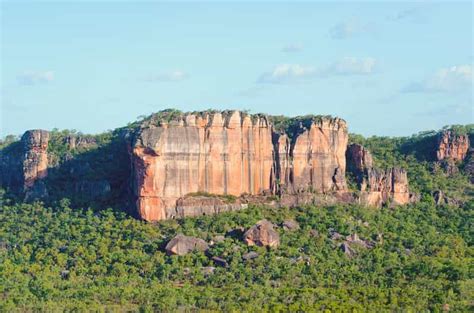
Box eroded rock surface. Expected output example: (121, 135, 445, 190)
(22, 130, 50, 191)
(131, 111, 350, 221)
(346, 143, 412, 207)
(165, 234, 209, 256)
(243, 220, 280, 248)
(0, 130, 50, 199)
(359, 167, 411, 207)
(131, 111, 274, 221)
(346, 143, 373, 175)
(436, 130, 470, 162)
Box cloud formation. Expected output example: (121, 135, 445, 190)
(143, 70, 188, 82)
(323, 57, 377, 76)
(402, 65, 472, 93)
(282, 43, 303, 53)
(17, 71, 54, 85)
(258, 58, 377, 84)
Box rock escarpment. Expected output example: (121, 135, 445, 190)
(131, 111, 351, 221)
(436, 130, 470, 162)
(346, 144, 412, 207)
(0, 130, 50, 199)
(272, 117, 348, 194)
(130, 111, 274, 221)
(22, 130, 50, 191)
(1, 110, 421, 221)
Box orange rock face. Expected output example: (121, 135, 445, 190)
(436, 131, 470, 162)
(273, 118, 348, 194)
(131, 111, 412, 221)
(359, 167, 410, 207)
(21, 130, 49, 190)
(131, 111, 274, 221)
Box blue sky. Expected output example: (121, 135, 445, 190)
(1, 1, 472, 137)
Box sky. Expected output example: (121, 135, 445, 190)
(1, 0, 473, 137)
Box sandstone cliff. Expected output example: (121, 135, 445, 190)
(131, 111, 351, 221)
(346, 144, 412, 207)
(22, 130, 50, 190)
(436, 130, 470, 162)
(0, 110, 419, 222)
(0, 130, 49, 198)
(131, 111, 274, 221)
(273, 117, 348, 194)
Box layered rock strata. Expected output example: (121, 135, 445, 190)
(346, 144, 412, 207)
(436, 130, 470, 162)
(22, 130, 50, 191)
(0, 130, 50, 198)
(131, 111, 350, 221)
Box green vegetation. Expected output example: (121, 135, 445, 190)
(0, 122, 473, 311)
(1, 197, 472, 311)
(185, 191, 238, 203)
(349, 125, 474, 202)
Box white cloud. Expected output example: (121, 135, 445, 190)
(257, 58, 377, 84)
(282, 43, 303, 53)
(143, 70, 188, 82)
(329, 21, 371, 39)
(403, 65, 473, 93)
(323, 57, 377, 76)
(17, 71, 54, 85)
(257, 64, 316, 84)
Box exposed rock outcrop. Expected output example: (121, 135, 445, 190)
(131, 111, 274, 221)
(282, 219, 299, 231)
(346, 143, 373, 175)
(436, 130, 470, 162)
(64, 135, 97, 150)
(131, 111, 350, 221)
(346, 144, 412, 207)
(0, 130, 50, 199)
(359, 167, 411, 207)
(164, 234, 209, 256)
(22, 130, 49, 191)
(243, 219, 280, 248)
(273, 117, 348, 194)
(464, 149, 474, 183)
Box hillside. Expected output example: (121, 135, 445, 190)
(0, 111, 473, 311)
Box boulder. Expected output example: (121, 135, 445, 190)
(282, 219, 299, 231)
(164, 234, 209, 256)
(242, 251, 259, 261)
(211, 256, 228, 267)
(243, 220, 280, 248)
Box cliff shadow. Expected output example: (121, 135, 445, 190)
(42, 130, 136, 217)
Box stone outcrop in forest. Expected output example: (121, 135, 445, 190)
(0, 130, 50, 199)
(436, 130, 470, 162)
(346, 143, 412, 207)
(130, 111, 351, 221)
(1, 109, 426, 221)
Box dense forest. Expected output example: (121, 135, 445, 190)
(0, 122, 473, 311)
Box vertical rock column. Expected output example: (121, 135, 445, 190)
(22, 130, 50, 190)
(131, 111, 274, 221)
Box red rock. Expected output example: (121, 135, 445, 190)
(165, 234, 209, 256)
(131, 111, 350, 221)
(243, 219, 280, 248)
(22, 130, 49, 190)
(436, 130, 470, 162)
